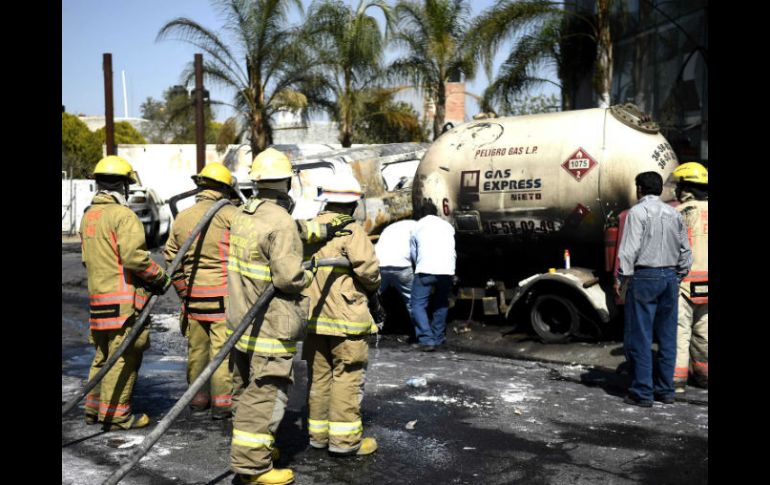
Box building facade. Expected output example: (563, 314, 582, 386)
(570, 1, 708, 163)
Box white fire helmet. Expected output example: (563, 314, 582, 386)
(315, 174, 363, 203)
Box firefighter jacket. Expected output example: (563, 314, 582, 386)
(303, 211, 381, 337)
(677, 193, 708, 304)
(80, 191, 167, 331)
(163, 190, 239, 322)
(226, 197, 312, 356)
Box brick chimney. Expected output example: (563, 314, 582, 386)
(445, 82, 465, 124)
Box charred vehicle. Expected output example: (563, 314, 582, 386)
(412, 104, 679, 342)
(128, 185, 172, 248)
(231, 143, 429, 235)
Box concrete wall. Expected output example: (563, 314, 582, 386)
(62, 179, 98, 234)
(272, 120, 341, 145)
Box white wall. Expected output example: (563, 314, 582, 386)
(62, 179, 97, 233)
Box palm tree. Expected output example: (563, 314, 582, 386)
(303, 0, 395, 147)
(157, 0, 329, 155)
(352, 86, 427, 143)
(389, 0, 476, 140)
(468, 0, 615, 112)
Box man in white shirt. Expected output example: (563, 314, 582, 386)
(409, 202, 456, 351)
(375, 219, 418, 329)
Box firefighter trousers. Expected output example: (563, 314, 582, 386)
(302, 333, 368, 453)
(230, 349, 293, 477)
(185, 318, 233, 412)
(674, 296, 708, 386)
(84, 315, 150, 424)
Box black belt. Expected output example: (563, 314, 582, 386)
(634, 265, 675, 270)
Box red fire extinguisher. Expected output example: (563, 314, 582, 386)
(604, 226, 619, 273)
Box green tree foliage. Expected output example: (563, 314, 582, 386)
(94, 121, 147, 145)
(211, 118, 240, 153)
(389, 0, 476, 140)
(467, 0, 615, 113)
(304, 0, 397, 147)
(157, 0, 329, 156)
(503, 93, 560, 116)
(140, 85, 216, 143)
(353, 88, 427, 143)
(62, 113, 102, 178)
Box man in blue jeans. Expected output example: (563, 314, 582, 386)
(375, 219, 418, 328)
(409, 202, 456, 352)
(617, 171, 692, 407)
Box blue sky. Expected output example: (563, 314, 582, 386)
(62, 0, 560, 122)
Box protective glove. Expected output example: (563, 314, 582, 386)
(150, 273, 172, 295)
(368, 292, 387, 331)
(308, 256, 319, 275)
(303, 256, 319, 288)
(325, 214, 355, 238)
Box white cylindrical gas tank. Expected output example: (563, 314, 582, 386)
(413, 105, 678, 244)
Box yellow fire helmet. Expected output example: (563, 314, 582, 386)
(192, 162, 233, 187)
(93, 155, 139, 183)
(672, 161, 708, 185)
(249, 147, 293, 181)
(315, 173, 363, 203)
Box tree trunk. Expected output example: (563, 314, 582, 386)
(595, 0, 613, 108)
(341, 73, 353, 147)
(250, 112, 268, 157)
(341, 128, 352, 148)
(433, 82, 446, 140)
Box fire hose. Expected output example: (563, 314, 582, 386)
(61, 198, 233, 417)
(103, 257, 351, 485)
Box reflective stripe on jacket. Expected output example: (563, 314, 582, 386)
(303, 211, 381, 337)
(80, 192, 167, 330)
(163, 190, 239, 321)
(226, 197, 311, 355)
(677, 198, 708, 303)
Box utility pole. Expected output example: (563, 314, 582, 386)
(194, 53, 205, 173)
(122, 70, 129, 119)
(103, 53, 116, 156)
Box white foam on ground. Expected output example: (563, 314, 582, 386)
(62, 376, 83, 394)
(411, 395, 459, 404)
(152, 312, 181, 332)
(408, 394, 484, 409)
(158, 355, 186, 362)
(61, 451, 118, 485)
(500, 381, 540, 403)
(115, 434, 145, 449)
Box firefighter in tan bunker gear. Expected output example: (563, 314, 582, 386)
(672, 162, 708, 392)
(302, 175, 381, 456)
(164, 162, 240, 419)
(80, 156, 170, 430)
(227, 148, 317, 485)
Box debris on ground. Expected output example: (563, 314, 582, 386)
(406, 377, 427, 387)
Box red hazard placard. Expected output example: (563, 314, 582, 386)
(562, 148, 598, 181)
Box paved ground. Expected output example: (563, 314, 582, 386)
(62, 242, 708, 484)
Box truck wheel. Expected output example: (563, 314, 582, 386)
(530, 295, 580, 343)
(149, 222, 160, 248)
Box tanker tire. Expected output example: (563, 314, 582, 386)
(530, 295, 580, 343)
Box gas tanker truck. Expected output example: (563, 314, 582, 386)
(411, 104, 679, 342)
